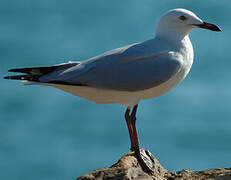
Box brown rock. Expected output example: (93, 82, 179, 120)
(77, 149, 231, 180)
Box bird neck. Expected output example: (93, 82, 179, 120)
(154, 32, 193, 60)
(155, 27, 190, 44)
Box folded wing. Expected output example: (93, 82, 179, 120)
(39, 51, 183, 91)
(5, 41, 182, 91)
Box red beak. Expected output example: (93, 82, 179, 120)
(193, 22, 221, 32)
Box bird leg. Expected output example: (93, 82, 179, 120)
(125, 105, 153, 175)
(130, 105, 139, 151)
(125, 107, 136, 151)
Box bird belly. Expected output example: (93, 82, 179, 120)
(140, 65, 190, 100)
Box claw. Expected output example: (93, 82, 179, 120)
(135, 148, 154, 175)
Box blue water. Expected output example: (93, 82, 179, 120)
(1, 1, 231, 180)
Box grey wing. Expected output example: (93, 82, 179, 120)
(40, 52, 182, 91)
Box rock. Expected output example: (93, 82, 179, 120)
(77, 149, 231, 180)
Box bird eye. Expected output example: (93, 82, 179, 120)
(179, 15, 187, 21)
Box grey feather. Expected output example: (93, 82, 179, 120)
(39, 40, 182, 91)
(5, 39, 182, 91)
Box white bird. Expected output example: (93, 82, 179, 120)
(4, 8, 221, 174)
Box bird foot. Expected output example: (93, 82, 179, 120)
(134, 148, 154, 175)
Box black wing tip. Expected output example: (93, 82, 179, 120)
(8, 68, 19, 72)
(4, 68, 28, 80)
(3, 75, 26, 80)
(3, 76, 10, 79)
(5, 62, 79, 81)
(8, 68, 30, 73)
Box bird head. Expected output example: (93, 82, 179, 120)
(155, 8, 221, 40)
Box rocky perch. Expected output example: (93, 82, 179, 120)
(77, 149, 231, 180)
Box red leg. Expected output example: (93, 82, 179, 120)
(130, 105, 139, 150)
(125, 107, 135, 151)
(129, 105, 153, 175)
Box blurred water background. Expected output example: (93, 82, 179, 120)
(0, 1, 230, 180)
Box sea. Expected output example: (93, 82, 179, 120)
(1, 1, 231, 180)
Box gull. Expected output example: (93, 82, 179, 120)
(4, 8, 221, 174)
